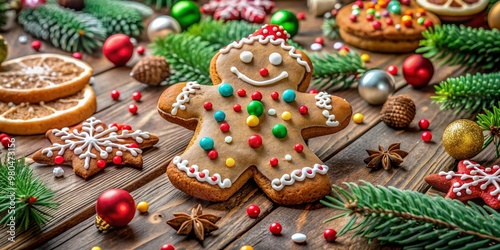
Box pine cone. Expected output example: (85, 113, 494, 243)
(380, 95, 416, 129)
(130, 56, 170, 86)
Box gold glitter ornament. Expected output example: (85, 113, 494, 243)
(442, 119, 484, 160)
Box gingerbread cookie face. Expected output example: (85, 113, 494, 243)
(158, 25, 352, 205)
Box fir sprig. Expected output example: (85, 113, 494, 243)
(0, 0, 10, 27)
(308, 51, 366, 90)
(417, 25, 500, 71)
(322, 18, 340, 40)
(321, 182, 500, 249)
(186, 19, 262, 48)
(0, 157, 57, 230)
(141, 0, 179, 9)
(432, 72, 500, 114)
(477, 102, 500, 158)
(18, 4, 106, 53)
(83, 0, 146, 37)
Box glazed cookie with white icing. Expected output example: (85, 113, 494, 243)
(158, 25, 352, 205)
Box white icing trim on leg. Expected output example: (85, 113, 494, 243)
(271, 164, 329, 191)
(172, 156, 232, 188)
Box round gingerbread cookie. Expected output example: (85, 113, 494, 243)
(158, 25, 353, 205)
(416, 0, 489, 21)
(337, 0, 440, 53)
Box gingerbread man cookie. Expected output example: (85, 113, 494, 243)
(158, 25, 352, 205)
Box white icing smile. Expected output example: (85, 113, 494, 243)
(230, 66, 288, 86)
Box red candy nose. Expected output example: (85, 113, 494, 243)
(260, 68, 269, 77)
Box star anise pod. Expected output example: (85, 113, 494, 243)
(364, 143, 408, 170)
(166, 204, 221, 241)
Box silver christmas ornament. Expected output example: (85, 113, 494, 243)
(358, 69, 395, 105)
(147, 16, 181, 42)
(53, 167, 65, 178)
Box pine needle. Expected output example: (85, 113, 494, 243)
(308, 51, 366, 90)
(476, 102, 500, 158)
(322, 18, 340, 40)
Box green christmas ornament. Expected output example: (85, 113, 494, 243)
(0, 35, 7, 64)
(270, 10, 299, 38)
(171, 1, 201, 31)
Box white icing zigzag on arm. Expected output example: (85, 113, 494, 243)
(171, 81, 201, 115)
(172, 156, 232, 189)
(271, 164, 329, 191)
(315, 92, 339, 127)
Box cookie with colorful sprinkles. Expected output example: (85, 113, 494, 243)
(336, 0, 440, 53)
(157, 24, 352, 205)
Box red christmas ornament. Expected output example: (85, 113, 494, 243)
(72, 52, 82, 60)
(136, 46, 145, 55)
(248, 134, 263, 148)
(387, 65, 398, 75)
(402, 54, 434, 88)
(160, 244, 175, 250)
(418, 119, 430, 130)
(103, 34, 134, 66)
(323, 229, 337, 242)
(111, 90, 120, 100)
(246, 204, 260, 218)
(22, 0, 46, 8)
(132, 91, 142, 102)
(1, 136, 11, 148)
(31, 40, 41, 51)
(128, 104, 138, 115)
(269, 222, 282, 235)
(421, 131, 432, 142)
(95, 189, 136, 231)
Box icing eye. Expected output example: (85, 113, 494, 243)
(240, 51, 253, 63)
(269, 53, 282, 65)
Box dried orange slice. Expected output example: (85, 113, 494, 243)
(0, 53, 92, 104)
(0, 85, 96, 135)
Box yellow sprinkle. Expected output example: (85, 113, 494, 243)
(360, 53, 370, 63)
(91, 247, 102, 250)
(402, 15, 412, 22)
(281, 111, 292, 121)
(352, 113, 364, 124)
(240, 246, 254, 250)
(339, 49, 348, 56)
(137, 201, 149, 213)
(246, 115, 260, 127)
(226, 158, 235, 167)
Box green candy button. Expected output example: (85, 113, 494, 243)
(247, 100, 264, 116)
(272, 124, 287, 138)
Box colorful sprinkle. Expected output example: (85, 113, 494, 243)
(54, 155, 64, 164)
(404, 9, 413, 17)
(220, 122, 230, 132)
(226, 158, 235, 167)
(382, 10, 389, 17)
(271, 92, 279, 100)
(333, 42, 344, 50)
(218, 83, 234, 97)
(272, 124, 288, 138)
(299, 105, 308, 115)
(282, 89, 296, 103)
(251, 91, 263, 101)
(268, 109, 277, 116)
(360, 53, 370, 62)
(402, 15, 412, 27)
(372, 21, 381, 30)
(366, 14, 374, 21)
(281, 111, 292, 121)
(417, 17, 425, 25)
(208, 150, 218, 159)
(270, 158, 278, 167)
(247, 100, 264, 116)
(113, 156, 122, 164)
(225, 136, 233, 143)
(204, 102, 213, 111)
(388, 1, 401, 14)
(366, 8, 375, 15)
(237, 88, 246, 97)
(423, 19, 433, 28)
(294, 144, 304, 153)
(214, 110, 226, 122)
(374, 12, 381, 19)
(395, 24, 401, 30)
(233, 104, 242, 112)
(248, 134, 263, 148)
(247, 115, 260, 127)
(259, 68, 269, 77)
(97, 159, 106, 168)
(386, 18, 394, 25)
(284, 154, 292, 161)
(352, 9, 360, 16)
(199, 137, 215, 150)
(349, 14, 357, 22)
(353, 113, 364, 124)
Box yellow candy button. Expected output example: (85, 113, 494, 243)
(281, 111, 292, 121)
(226, 158, 235, 167)
(246, 115, 259, 127)
(137, 201, 149, 213)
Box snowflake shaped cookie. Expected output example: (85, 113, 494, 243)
(425, 160, 500, 209)
(33, 117, 159, 179)
(201, 0, 275, 23)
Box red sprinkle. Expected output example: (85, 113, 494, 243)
(211, 176, 218, 181)
(72, 52, 82, 60)
(97, 159, 106, 168)
(54, 155, 64, 164)
(251, 91, 263, 101)
(189, 167, 195, 173)
(246, 205, 260, 218)
(372, 21, 382, 30)
(1, 136, 11, 148)
(318, 166, 324, 170)
(306, 169, 313, 174)
(309, 89, 319, 94)
(122, 124, 132, 130)
(419, 119, 430, 130)
(269, 222, 282, 235)
(299, 105, 308, 115)
(270, 157, 278, 167)
(423, 19, 434, 28)
(220, 122, 230, 132)
(349, 14, 357, 22)
(386, 18, 394, 25)
(132, 91, 142, 102)
(354, 0, 364, 8)
(314, 37, 324, 45)
(237, 89, 246, 97)
(136, 45, 145, 55)
(203, 102, 213, 111)
(294, 143, 304, 153)
(112, 156, 122, 164)
(366, 14, 374, 21)
(421, 131, 432, 142)
(324, 229, 337, 242)
(296, 12, 306, 20)
(31, 40, 41, 51)
(111, 90, 120, 100)
(233, 104, 242, 112)
(271, 92, 279, 100)
(208, 150, 218, 159)
(248, 134, 263, 148)
(259, 68, 269, 77)
(199, 172, 206, 178)
(128, 104, 138, 115)
(387, 65, 398, 75)
(128, 143, 138, 148)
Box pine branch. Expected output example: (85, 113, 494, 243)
(0, 156, 58, 230)
(308, 51, 366, 90)
(417, 25, 500, 71)
(321, 182, 500, 249)
(432, 72, 500, 114)
(117, 1, 154, 17)
(322, 18, 339, 40)
(477, 102, 500, 158)
(18, 4, 106, 53)
(141, 0, 179, 9)
(83, 0, 145, 37)
(0, 0, 9, 27)
(186, 19, 262, 48)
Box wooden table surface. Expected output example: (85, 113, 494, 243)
(2, 1, 497, 249)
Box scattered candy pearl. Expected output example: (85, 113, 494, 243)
(282, 89, 296, 103)
(333, 42, 344, 50)
(404, 9, 413, 17)
(314, 37, 325, 45)
(299, 105, 308, 115)
(31, 40, 41, 51)
(53, 167, 64, 177)
(395, 24, 401, 30)
(246, 204, 260, 218)
(203, 101, 213, 111)
(349, 14, 357, 22)
(132, 91, 142, 102)
(272, 124, 287, 138)
(421, 131, 432, 142)
(72, 52, 82, 60)
(128, 104, 138, 114)
(53, 155, 64, 164)
(291, 233, 307, 243)
(352, 9, 360, 16)
(401, 0, 410, 5)
(91, 247, 102, 250)
(208, 150, 218, 159)
(339, 48, 349, 56)
(402, 15, 412, 27)
(200, 137, 215, 150)
(310, 43, 323, 51)
(122, 124, 132, 130)
(417, 17, 425, 25)
(160, 244, 175, 250)
(259, 68, 269, 77)
(247, 100, 264, 116)
(296, 12, 306, 20)
(387, 65, 398, 75)
(270, 158, 278, 167)
(233, 104, 242, 112)
(226, 158, 235, 167)
(90, 77, 95, 84)
(386, 18, 394, 25)
(225, 136, 233, 144)
(309, 89, 319, 94)
(111, 90, 120, 100)
(1, 136, 10, 148)
(248, 134, 263, 148)
(136, 45, 145, 55)
(271, 91, 279, 100)
(372, 20, 381, 30)
(240, 246, 253, 250)
(324, 12, 332, 19)
(18, 35, 28, 44)
(360, 53, 370, 62)
(220, 122, 230, 132)
(251, 91, 263, 101)
(137, 201, 149, 213)
(246, 115, 260, 127)
(237, 89, 246, 97)
(285, 154, 292, 161)
(354, 0, 363, 8)
(382, 10, 390, 17)
(97, 159, 106, 168)
(324, 229, 337, 242)
(218, 83, 234, 97)
(419, 119, 430, 130)
(113, 156, 122, 164)
(269, 222, 282, 235)
(268, 109, 276, 116)
(294, 144, 304, 153)
(352, 113, 364, 124)
(281, 111, 292, 121)
(214, 110, 226, 122)
(366, 14, 374, 21)
(424, 19, 434, 28)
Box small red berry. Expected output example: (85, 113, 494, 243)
(72, 52, 82, 60)
(237, 89, 246, 97)
(251, 91, 262, 101)
(97, 159, 106, 168)
(299, 105, 308, 115)
(160, 244, 175, 250)
(128, 104, 138, 114)
(259, 68, 269, 77)
(233, 104, 242, 112)
(246, 204, 260, 218)
(113, 156, 122, 164)
(111, 90, 120, 100)
(204, 102, 213, 111)
(418, 119, 430, 130)
(28, 196, 37, 204)
(296, 12, 306, 20)
(314, 37, 324, 45)
(270, 158, 278, 167)
(31, 40, 41, 51)
(269, 222, 282, 235)
(271, 92, 279, 100)
(1, 136, 11, 148)
(387, 65, 398, 75)
(132, 91, 142, 102)
(136, 45, 145, 55)
(54, 155, 64, 164)
(421, 131, 432, 142)
(324, 229, 337, 242)
(294, 143, 304, 153)
(208, 150, 218, 160)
